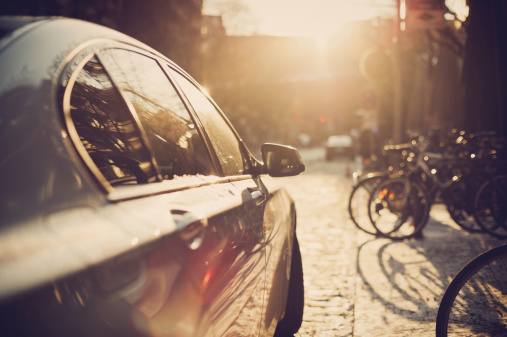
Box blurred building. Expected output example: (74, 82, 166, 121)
(200, 15, 400, 149)
(2, 0, 504, 143)
(199, 29, 370, 149)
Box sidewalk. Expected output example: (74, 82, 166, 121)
(354, 204, 503, 336)
(285, 150, 505, 336)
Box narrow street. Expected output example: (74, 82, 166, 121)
(279, 148, 504, 337)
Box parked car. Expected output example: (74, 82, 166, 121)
(0, 16, 305, 337)
(325, 135, 355, 160)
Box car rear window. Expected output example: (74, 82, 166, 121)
(68, 55, 159, 186)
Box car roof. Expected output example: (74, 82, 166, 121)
(0, 16, 47, 46)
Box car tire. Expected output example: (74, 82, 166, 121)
(274, 235, 304, 337)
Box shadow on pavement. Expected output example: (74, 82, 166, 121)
(355, 212, 503, 328)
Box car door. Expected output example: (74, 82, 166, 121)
(167, 68, 296, 336)
(94, 47, 269, 336)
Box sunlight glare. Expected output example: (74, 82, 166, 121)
(399, 0, 406, 20)
(446, 0, 469, 22)
(240, 0, 396, 42)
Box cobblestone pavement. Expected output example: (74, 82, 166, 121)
(278, 148, 505, 337)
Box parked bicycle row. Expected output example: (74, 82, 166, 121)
(348, 129, 507, 240)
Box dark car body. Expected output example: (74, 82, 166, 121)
(0, 16, 304, 337)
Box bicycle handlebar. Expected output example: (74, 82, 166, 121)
(383, 143, 413, 152)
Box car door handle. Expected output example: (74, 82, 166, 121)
(248, 188, 266, 208)
(171, 209, 208, 250)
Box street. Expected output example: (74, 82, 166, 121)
(279, 147, 504, 337)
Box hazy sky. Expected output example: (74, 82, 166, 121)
(247, 0, 396, 35)
(203, 0, 468, 40)
(204, 0, 396, 39)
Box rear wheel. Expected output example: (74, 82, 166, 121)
(368, 177, 430, 240)
(446, 203, 484, 233)
(473, 175, 507, 238)
(444, 175, 485, 233)
(348, 173, 387, 235)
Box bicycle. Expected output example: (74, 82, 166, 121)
(355, 130, 505, 240)
(366, 137, 497, 239)
(472, 137, 507, 238)
(367, 172, 432, 239)
(348, 142, 414, 235)
(436, 244, 507, 336)
(473, 172, 507, 239)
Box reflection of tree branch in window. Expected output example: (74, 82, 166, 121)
(135, 102, 196, 179)
(98, 49, 214, 179)
(119, 89, 199, 178)
(88, 151, 148, 184)
(121, 88, 189, 124)
(72, 84, 130, 153)
(70, 57, 156, 185)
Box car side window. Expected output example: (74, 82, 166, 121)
(169, 69, 247, 176)
(98, 49, 215, 179)
(68, 55, 158, 185)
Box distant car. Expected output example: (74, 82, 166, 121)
(325, 135, 355, 160)
(0, 16, 305, 337)
(297, 133, 311, 147)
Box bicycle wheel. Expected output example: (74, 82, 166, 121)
(446, 203, 484, 233)
(368, 177, 431, 240)
(473, 175, 507, 239)
(444, 178, 485, 233)
(436, 244, 507, 337)
(348, 173, 387, 235)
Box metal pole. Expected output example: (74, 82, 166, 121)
(393, 0, 403, 143)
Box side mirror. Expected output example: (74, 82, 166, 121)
(261, 143, 305, 177)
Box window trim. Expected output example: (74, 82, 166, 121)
(62, 49, 165, 193)
(60, 41, 259, 201)
(61, 51, 114, 194)
(106, 174, 253, 202)
(95, 50, 164, 182)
